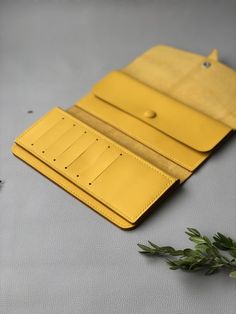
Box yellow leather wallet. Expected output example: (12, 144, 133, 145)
(12, 45, 236, 229)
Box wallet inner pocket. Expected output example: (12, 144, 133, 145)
(42, 124, 85, 159)
(15, 107, 178, 224)
(92, 71, 231, 152)
(66, 138, 112, 176)
(75, 93, 207, 171)
(87, 153, 176, 223)
(76, 144, 121, 184)
(68, 105, 191, 182)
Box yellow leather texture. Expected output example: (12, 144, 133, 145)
(75, 69, 231, 171)
(93, 71, 231, 152)
(13, 107, 178, 226)
(75, 93, 208, 171)
(12, 45, 235, 229)
(67, 105, 191, 182)
(12, 143, 134, 229)
(123, 45, 236, 129)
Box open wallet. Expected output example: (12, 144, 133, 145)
(12, 45, 236, 229)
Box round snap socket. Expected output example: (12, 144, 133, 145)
(143, 110, 156, 119)
(202, 61, 211, 69)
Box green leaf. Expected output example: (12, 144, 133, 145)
(137, 244, 154, 252)
(171, 250, 184, 256)
(159, 246, 176, 252)
(213, 233, 234, 250)
(186, 228, 201, 237)
(229, 271, 236, 278)
(148, 241, 160, 249)
(138, 228, 236, 278)
(189, 237, 206, 244)
(203, 236, 212, 246)
(195, 244, 208, 253)
(183, 248, 199, 257)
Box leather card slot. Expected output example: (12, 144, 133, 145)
(67, 105, 191, 182)
(55, 132, 96, 167)
(17, 109, 63, 145)
(66, 138, 111, 176)
(87, 153, 177, 223)
(76, 93, 207, 172)
(32, 118, 74, 152)
(78, 146, 121, 184)
(43, 125, 85, 160)
(15, 107, 178, 224)
(12, 143, 134, 229)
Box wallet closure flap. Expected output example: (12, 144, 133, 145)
(15, 107, 178, 224)
(92, 71, 231, 152)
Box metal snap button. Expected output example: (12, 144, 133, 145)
(143, 110, 156, 118)
(202, 61, 212, 69)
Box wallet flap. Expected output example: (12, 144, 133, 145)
(92, 71, 231, 152)
(123, 45, 236, 129)
(15, 107, 178, 224)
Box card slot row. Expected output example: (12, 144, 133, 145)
(15, 107, 178, 225)
(54, 131, 96, 167)
(67, 140, 110, 178)
(42, 125, 75, 151)
(65, 138, 99, 169)
(89, 153, 122, 185)
(32, 119, 77, 154)
(32, 118, 65, 146)
(50, 129, 86, 160)
(87, 153, 176, 223)
(18, 111, 64, 146)
(75, 145, 122, 185)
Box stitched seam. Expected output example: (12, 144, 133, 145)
(75, 102, 205, 171)
(13, 145, 131, 229)
(16, 109, 62, 140)
(16, 107, 177, 222)
(95, 96, 196, 169)
(55, 181, 132, 228)
(18, 138, 176, 222)
(114, 70, 212, 169)
(17, 107, 174, 181)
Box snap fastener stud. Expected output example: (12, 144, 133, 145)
(143, 110, 156, 119)
(202, 61, 211, 69)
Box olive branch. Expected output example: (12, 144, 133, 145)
(138, 228, 236, 278)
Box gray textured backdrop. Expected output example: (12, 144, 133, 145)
(0, 1, 236, 313)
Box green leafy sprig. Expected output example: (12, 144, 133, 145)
(138, 228, 236, 278)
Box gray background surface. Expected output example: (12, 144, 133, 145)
(0, 1, 236, 313)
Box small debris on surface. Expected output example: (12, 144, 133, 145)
(27, 110, 34, 114)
